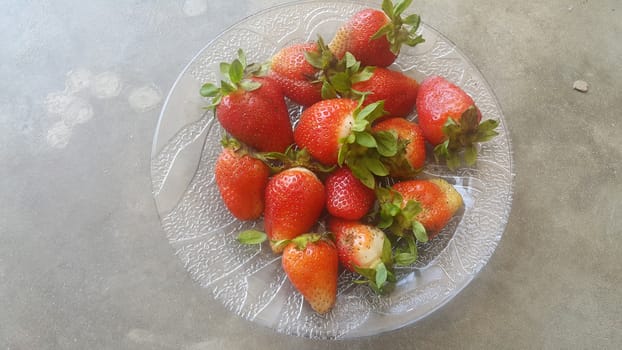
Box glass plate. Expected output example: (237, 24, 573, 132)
(151, 0, 513, 339)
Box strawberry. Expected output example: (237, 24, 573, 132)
(214, 137, 270, 220)
(293, 99, 398, 188)
(281, 234, 338, 314)
(379, 179, 463, 240)
(351, 67, 419, 117)
(200, 49, 294, 152)
(328, 0, 425, 67)
(328, 218, 394, 293)
(416, 75, 499, 169)
(264, 167, 326, 253)
(372, 117, 426, 178)
(268, 42, 323, 106)
(312, 52, 418, 117)
(325, 167, 376, 220)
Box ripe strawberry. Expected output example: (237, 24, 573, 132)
(200, 49, 294, 152)
(416, 75, 499, 169)
(268, 42, 323, 106)
(311, 52, 418, 117)
(352, 67, 419, 117)
(325, 167, 375, 220)
(264, 167, 326, 253)
(281, 234, 338, 314)
(328, 218, 394, 293)
(214, 137, 270, 220)
(329, 0, 424, 67)
(382, 179, 463, 240)
(372, 117, 426, 178)
(294, 99, 398, 188)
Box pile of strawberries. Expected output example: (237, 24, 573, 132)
(200, 0, 499, 315)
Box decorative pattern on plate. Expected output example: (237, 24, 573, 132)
(151, 0, 513, 339)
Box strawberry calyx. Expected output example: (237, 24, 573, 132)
(433, 106, 500, 170)
(271, 233, 330, 251)
(337, 100, 399, 189)
(375, 186, 428, 241)
(372, 186, 428, 267)
(256, 146, 336, 175)
(237, 231, 327, 250)
(305, 37, 375, 100)
(371, 0, 425, 55)
(392, 235, 419, 266)
(199, 49, 269, 110)
(379, 138, 421, 178)
(221, 135, 332, 175)
(352, 236, 395, 294)
(220, 134, 250, 155)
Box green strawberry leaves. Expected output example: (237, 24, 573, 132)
(393, 235, 418, 266)
(323, 53, 376, 100)
(257, 146, 335, 175)
(375, 186, 428, 240)
(372, 185, 430, 268)
(433, 106, 500, 170)
(353, 238, 396, 294)
(304, 37, 375, 100)
(237, 230, 268, 245)
(373, 0, 425, 55)
(337, 101, 399, 188)
(247, 232, 327, 251)
(200, 49, 267, 110)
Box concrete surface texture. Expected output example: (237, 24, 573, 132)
(1, 0, 620, 349)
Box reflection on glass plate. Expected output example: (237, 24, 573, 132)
(150, 0, 513, 339)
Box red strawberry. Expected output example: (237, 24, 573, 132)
(325, 167, 375, 220)
(328, 218, 393, 292)
(214, 138, 270, 220)
(294, 99, 398, 188)
(416, 75, 499, 169)
(372, 117, 426, 178)
(281, 234, 338, 314)
(264, 167, 326, 253)
(352, 67, 419, 117)
(388, 178, 463, 239)
(200, 50, 294, 152)
(312, 52, 418, 117)
(329, 1, 425, 67)
(268, 42, 323, 106)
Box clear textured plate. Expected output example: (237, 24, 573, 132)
(151, 0, 513, 339)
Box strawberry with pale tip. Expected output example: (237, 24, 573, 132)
(378, 178, 463, 240)
(328, 218, 394, 293)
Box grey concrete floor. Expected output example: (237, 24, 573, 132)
(1, 0, 621, 349)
